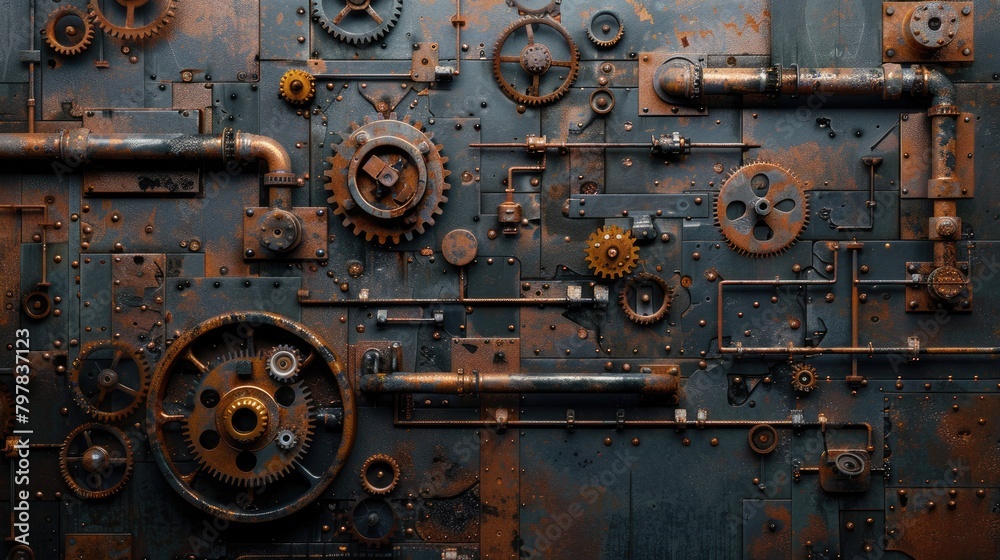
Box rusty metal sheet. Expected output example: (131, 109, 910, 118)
(111, 253, 166, 353)
(65, 534, 132, 560)
(882, 2, 975, 63)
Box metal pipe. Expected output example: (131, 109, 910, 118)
(361, 371, 679, 395)
(0, 128, 296, 186)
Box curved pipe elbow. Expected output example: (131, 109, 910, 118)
(234, 132, 293, 176)
(923, 67, 956, 107)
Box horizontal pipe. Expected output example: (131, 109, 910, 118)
(0, 129, 295, 186)
(361, 371, 679, 395)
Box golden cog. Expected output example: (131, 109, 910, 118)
(279, 69, 316, 105)
(584, 225, 639, 279)
(221, 396, 270, 443)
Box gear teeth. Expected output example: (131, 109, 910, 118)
(715, 161, 808, 258)
(619, 273, 673, 325)
(584, 225, 640, 279)
(493, 16, 580, 106)
(60, 423, 134, 499)
(88, 0, 177, 41)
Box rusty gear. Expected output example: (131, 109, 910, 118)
(790, 362, 818, 393)
(183, 350, 315, 487)
(69, 341, 151, 423)
(492, 16, 580, 106)
(44, 6, 96, 56)
(715, 161, 809, 257)
(619, 272, 672, 325)
(59, 423, 134, 499)
(313, 0, 403, 45)
(88, 0, 178, 41)
(325, 114, 450, 245)
(506, 0, 560, 17)
(267, 344, 304, 382)
(584, 225, 639, 279)
(586, 10, 624, 48)
(278, 69, 316, 105)
(349, 497, 397, 547)
(361, 453, 400, 495)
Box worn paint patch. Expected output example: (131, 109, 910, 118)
(625, 0, 653, 24)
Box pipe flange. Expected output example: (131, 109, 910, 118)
(222, 128, 236, 162)
(927, 104, 960, 117)
(748, 424, 778, 454)
(586, 10, 624, 48)
(589, 88, 615, 115)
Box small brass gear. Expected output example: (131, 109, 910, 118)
(361, 453, 400, 495)
(715, 161, 809, 257)
(69, 341, 151, 423)
(790, 362, 818, 393)
(279, 69, 316, 105)
(584, 225, 639, 279)
(619, 272, 672, 325)
(88, 0, 178, 41)
(59, 423, 134, 499)
(44, 6, 95, 56)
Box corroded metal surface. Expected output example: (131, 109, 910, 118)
(0, 1, 997, 558)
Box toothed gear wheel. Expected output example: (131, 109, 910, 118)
(584, 225, 639, 279)
(361, 453, 400, 495)
(492, 16, 580, 106)
(44, 6, 95, 56)
(69, 341, 151, 423)
(183, 349, 315, 487)
(59, 423, 134, 499)
(279, 69, 316, 105)
(147, 312, 356, 522)
(715, 161, 809, 257)
(619, 273, 672, 325)
(312, 0, 402, 45)
(586, 10, 624, 48)
(88, 0, 178, 41)
(267, 345, 303, 382)
(325, 113, 450, 245)
(349, 497, 397, 547)
(505, 0, 560, 17)
(790, 362, 818, 393)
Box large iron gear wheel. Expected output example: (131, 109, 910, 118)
(278, 69, 316, 105)
(619, 272, 672, 325)
(361, 453, 400, 495)
(182, 349, 315, 487)
(349, 497, 397, 547)
(312, 0, 403, 45)
(790, 362, 818, 393)
(69, 341, 151, 423)
(44, 6, 96, 56)
(715, 161, 809, 257)
(492, 16, 580, 106)
(584, 225, 639, 279)
(325, 114, 450, 245)
(146, 312, 357, 522)
(59, 423, 134, 499)
(88, 0, 178, 41)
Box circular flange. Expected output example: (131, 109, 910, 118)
(22, 290, 52, 320)
(928, 265, 965, 301)
(748, 424, 778, 454)
(834, 451, 867, 477)
(589, 88, 615, 115)
(906, 2, 959, 51)
(441, 229, 478, 266)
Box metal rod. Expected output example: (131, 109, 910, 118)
(363, 371, 679, 395)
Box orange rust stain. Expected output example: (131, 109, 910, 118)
(625, 0, 654, 24)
